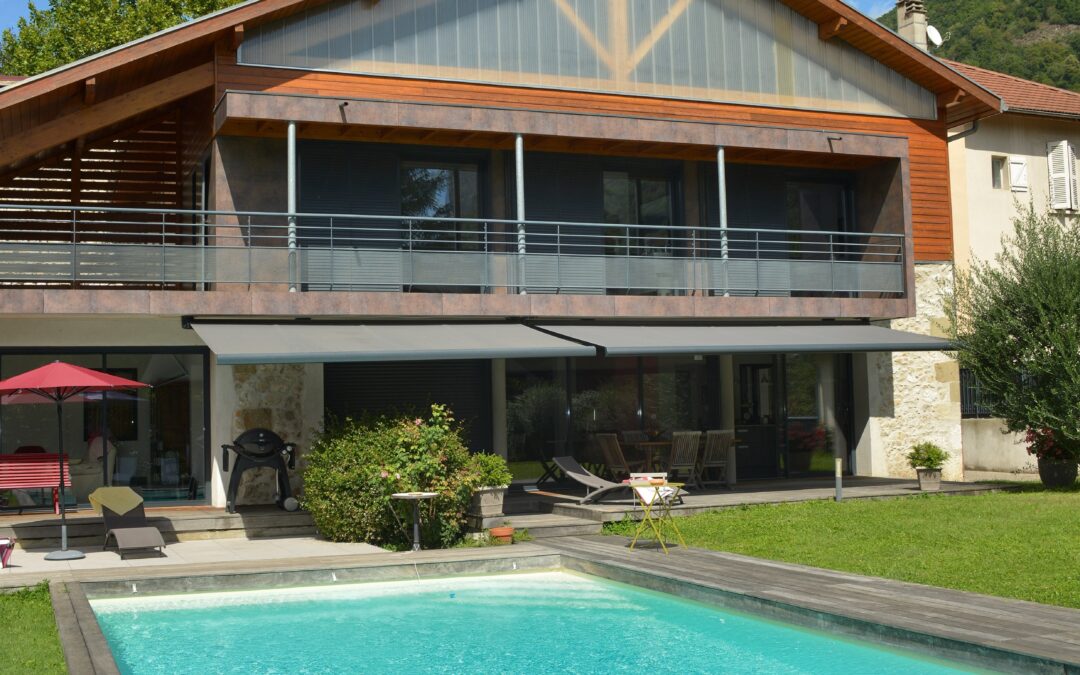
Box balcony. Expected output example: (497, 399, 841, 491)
(0, 205, 905, 297)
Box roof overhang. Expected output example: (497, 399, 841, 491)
(0, 0, 1004, 169)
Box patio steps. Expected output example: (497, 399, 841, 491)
(0, 507, 316, 550)
(501, 513, 602, 539)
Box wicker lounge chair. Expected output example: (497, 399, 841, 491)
(553, 456, 631, 504)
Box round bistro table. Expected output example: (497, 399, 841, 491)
(391, 491, 439, 551)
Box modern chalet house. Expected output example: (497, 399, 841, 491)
(0, 0, 1002, 509)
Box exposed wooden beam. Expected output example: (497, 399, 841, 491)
(231, 24, 245, 51)
(818, 16, 849, 41)
(0, 63, 213, 169)
(937, 89, 967, 107)
(624, 0, 693, 76)
(83, 77, 97, 105)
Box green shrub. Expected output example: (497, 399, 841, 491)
(907, 442, 949, 471)
(302, 404, 480, 549)
(471, 452, 513, 487)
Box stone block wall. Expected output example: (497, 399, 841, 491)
(864, 262, 964, 480)
(221, 362, 323, 506)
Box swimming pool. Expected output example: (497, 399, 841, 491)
(90, 570, 980, 674)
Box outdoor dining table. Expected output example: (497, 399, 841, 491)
(626, 440, 671, 472)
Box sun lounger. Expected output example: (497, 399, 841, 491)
(90, 487, 166, 558)
(553, 456, 631, 504)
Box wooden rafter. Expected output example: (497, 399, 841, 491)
(818, 16, 848, 41)
(0, 63, 213, 169)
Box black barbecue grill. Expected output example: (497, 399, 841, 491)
(221, 428, 296, 514)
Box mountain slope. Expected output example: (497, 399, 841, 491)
(878, 1, 1080, 92)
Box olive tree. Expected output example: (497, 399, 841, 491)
(947, 204, 1080, 459)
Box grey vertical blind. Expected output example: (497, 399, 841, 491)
(241, 0, 937, 119)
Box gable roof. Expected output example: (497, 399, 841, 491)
(0, 0, 1004, 170)
(944, 59, 1080, 120)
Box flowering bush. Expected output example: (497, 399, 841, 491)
(787, 425, 831, 454)
(1025, 428, 1080, 462)
(302, 404, 482, 549)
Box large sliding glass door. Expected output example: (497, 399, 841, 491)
(0, 350, 209, 506)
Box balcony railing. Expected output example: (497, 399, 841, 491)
(0, 205, 906, 296)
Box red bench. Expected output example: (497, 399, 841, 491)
(0, 454, 71, 514)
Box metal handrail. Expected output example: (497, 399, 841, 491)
(0, 204, 907, 295)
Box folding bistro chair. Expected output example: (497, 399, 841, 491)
(628, 478, 686, 555)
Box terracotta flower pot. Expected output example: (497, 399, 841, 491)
(489, 526, 514, 544)
(1038, 457, 1078, 488)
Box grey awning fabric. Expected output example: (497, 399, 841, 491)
(536, 324, 951, 356)
(192, 323, 596, 365)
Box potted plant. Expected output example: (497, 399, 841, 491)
(489, 521, 515, 544)
(907, 442, 948, 491)
(1025, 428, 1079, 488)
(469, 453, 513, 518)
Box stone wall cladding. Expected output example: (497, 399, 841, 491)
(870, 262, 964, 480)
(230, 363, 310, 505)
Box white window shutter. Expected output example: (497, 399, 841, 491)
(1048, 141, 1073, 209)
(1071, 144, 1080, 210)
(1008, 157, 1028, 192)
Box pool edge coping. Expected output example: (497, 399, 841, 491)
(61, 548, 1080, 675)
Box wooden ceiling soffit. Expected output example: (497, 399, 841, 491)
(0, 63, 213, 169)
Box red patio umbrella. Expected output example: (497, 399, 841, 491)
(0, 362, 149, 561)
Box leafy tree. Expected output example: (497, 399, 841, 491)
(878, 1, 1080, 91)
(0, 0, 243, 76)
(947, 205, 1080, 459)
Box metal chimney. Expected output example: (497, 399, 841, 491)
(896, 0, 928, 51)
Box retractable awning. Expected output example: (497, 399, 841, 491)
(192, 323, 596, 365)
(536, 324, 951, 356)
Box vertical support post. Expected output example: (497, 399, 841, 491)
(287, 121, 298, 292)
(515, 134, 526, 295)
(720, 355, 736, 487)
(491, 359, 508, 459)
(717, 146, 729, 296)
(815, 353, 843, 502)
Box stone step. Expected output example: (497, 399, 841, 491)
(1, 508, 316, 550)
(499, 513, 602, 539)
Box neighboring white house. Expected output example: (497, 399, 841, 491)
(946, 61, 1080, 479)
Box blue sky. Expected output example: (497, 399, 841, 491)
(0, 0, 896, 33)
(0, 2, 31, 32)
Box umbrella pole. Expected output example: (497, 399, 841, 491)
(45, 397, 84, 561)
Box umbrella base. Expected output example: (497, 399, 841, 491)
(44, 549, 85, 561)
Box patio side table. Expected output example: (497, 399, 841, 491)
(391, 492, 439, 552)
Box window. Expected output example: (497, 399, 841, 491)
(991, 156, 1007, 190)
(1047, 141, 1079, 210)
(960, 368, 995, 419)
(400, 163, 481, 251)
(603, 172, 676, 256)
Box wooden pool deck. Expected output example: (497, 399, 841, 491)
(544, 535, 1080, 672)
(529, 476, 1012, 522)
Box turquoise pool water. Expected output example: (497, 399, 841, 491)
(92, 571, 979, 674)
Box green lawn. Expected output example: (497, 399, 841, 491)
(606, 484, 1080, 608)
(0, 583, 65, 674)
(508, 460, 544, 481)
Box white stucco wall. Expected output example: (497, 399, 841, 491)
(949, 113, 1080, 475)
(952, 114, 1080, 273)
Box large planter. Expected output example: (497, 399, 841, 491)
(916, 468, 941, 491)
(470, 486, 507, 518)
(1038, 457, 1078, 488)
